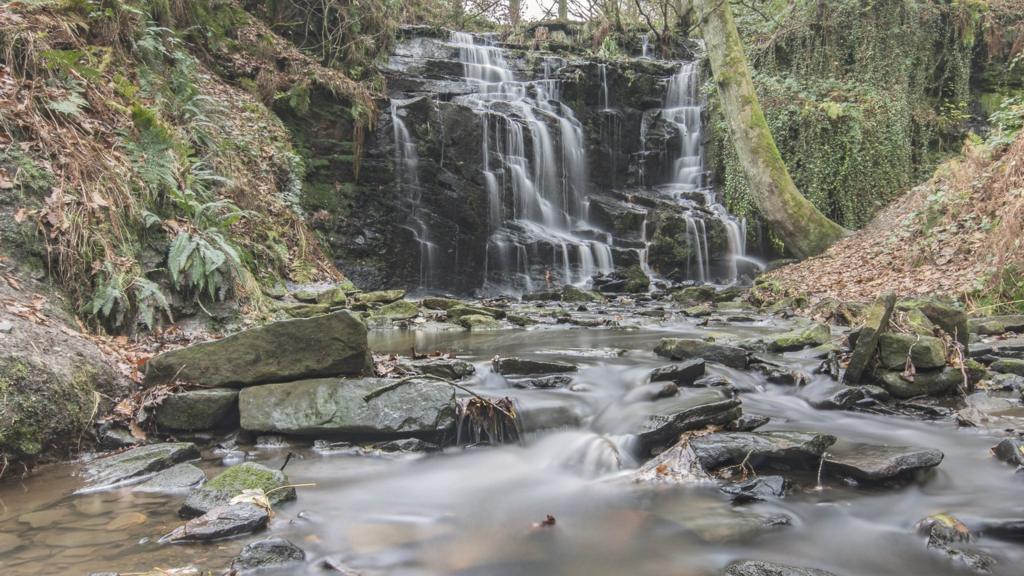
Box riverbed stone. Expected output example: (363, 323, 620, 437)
(689, 431, 836, 472)
(239, 377, 457, 437)
(991, 438, 1024, 466)
(370, 300, 420, 320)
(878, 333, 947, 369)
(969, 314, 1024, 336)
(878, 368, 964, 398)
(511, 375, 573, 389)
(355, 290, 405, 304)
(969, 337, 1024, 359)
(314, 287, 349, 306)
(649, 359, 706, 385)
(843, 293, 896, 384)
(0, 532, 24, 554)
(811, 384, 890, 410)
(599, 389, 742, 452)
(155, 388, 238, 431)
(145, 311, 372, 387)
(672, 285, 716, 305)
(726, 414, 771, 432)
(133, 463, 206, 492)
(180, 462, 294, 518)
(447, 304, 505, 321)
(561, 285, 602, 303)
(410, 358, 476, 380)
(990, 357, 1024, 376)
(725, 560, 839, 576)
(420, 297, 461, 310)
(79, 442, 199, 491)
(655, 338, 748, 369)
(623, 382, 679, 403)
(458, 314, 502, 330)
(720, 475, 786, 503)
(160, 502, 269, 543)
(825, 442, 943, 481)
(767, 323, 831, 352)
(234, 537, 306, 571)
(493, 357, 577, 375)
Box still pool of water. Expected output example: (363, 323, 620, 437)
(2, 319, 1023, 575)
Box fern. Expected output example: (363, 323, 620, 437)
(87, 263, 171, 331)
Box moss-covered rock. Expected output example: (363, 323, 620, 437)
(878, 368, 964, 399)
(355, 290, 406, 305)
(458, 314, 502, 330)
(421, 297, 462, 311)
(672, 285, 717, 306)
(969, 315, 1024, 337)
(767, 323, 831, 352)
(180, 462, 295, 518)
(447, 304, 505, 320)
(623, 265, 651, 293)
(991, 358, 1024, 377)
(561, 285, 603, 303)
(315, 287, 349, 306)
(843, 293, 896, 385)
(371, 300, 420, 321)
(878, 333, 947, 370)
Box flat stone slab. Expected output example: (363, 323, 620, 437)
(133, 463, 206, 492)
(725, 560, 839, 576)
(720, 475, 786, 503)
(79, 443, 199, 492)
(595, 389, 741, 452)
(160, 503, 268, 543)
(144, 310, 371, 387)
(239, 377, 457, 437)
(825, 442, 943, 481)
(235, 537, 306, 571)
(648, 359, 706, 385)
(492, 357, 577, 375)
(690, 431, 836, 471)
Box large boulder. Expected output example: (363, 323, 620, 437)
(144, 311, 371, 387)
(239, 377, 457, 437)
(878, 368, 963, 398)
(767, 323, 831, 352)
(969, 315, 1024, 337)
(843, 293, 896, 384)
(878, 333, 947, 370)
(155, 388, 238, 431)
(180, 462, 295, 518)
(655, 338, 748, 369)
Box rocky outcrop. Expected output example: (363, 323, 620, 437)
(689, 431, 836, 472)
(824, 443, 943, 481)
(238, 377, 457, 438)
(155, 388, 239, 431)
(144, 311, 372, 387)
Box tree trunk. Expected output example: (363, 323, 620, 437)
(509, 0, 521, 28)
(558, 0, 568, 20)
(693, 0, 846, 258)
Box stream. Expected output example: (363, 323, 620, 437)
(2, 305, 1023, 575)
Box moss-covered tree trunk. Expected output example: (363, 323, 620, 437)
(692, 0, 847, 258)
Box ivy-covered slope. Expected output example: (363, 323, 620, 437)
(709, 0, 1023, 242)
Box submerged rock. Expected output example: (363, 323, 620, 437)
(843, 293, 896, 384)
(878, 333, 947, 369)
(767, 323, 831, 352)
(655, 338, 748, 369)
(991, 437, 1024, 467)
(811, 385, 890, 410)
(622, 382, 679, 403)
(155, 388, 238, 431)
(689, 431, 836, 472)
(511, 375, 573, 389)
(239, 377, 456, 437)
(492, 357, 577, 375)
(79, 443, 199, 491)
(234, 537, 306, 571)
(724, 560, 839, 576)
(824, 443, 943, 482)
(180, 462, 295, 518)
(720, 475, 786, 503)
(649, 359, 706, 385)
(133, 463, 206, 493)
(160, 503, 268, 543)
(726, 414, 771, 432)
(144, 311, 372, 387)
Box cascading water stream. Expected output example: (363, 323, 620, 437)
(449, 31, 614, 292)
(391, 99, 438, 288)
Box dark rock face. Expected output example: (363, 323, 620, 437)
(144, 311, 372, 387)
(234, 537, 306, 571)
(594, 389, 741, 453)
(878, 368, 963, 398)
(689, 431, 836, 471)
(721, 475, 786, 503)
(992, 438, 1024, 466)
(655, 338, 748, 369)
(969, 314, 1024, 336)
(79, 443, 199, 491)
(160, 503, 269, 543)
(878, 333, 947, 369)
(824, 443, 943, 481)
(725, 560, 839, 576)
(238, 377, 457, 437)
(155, 388, 239, 431)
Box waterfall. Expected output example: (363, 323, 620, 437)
(391, 99, 438, 289)
(641, 33, 651, 59)
(450, 31, 614, 293)
(657, 62, 753, 284)
(599, 63, 610, 111)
